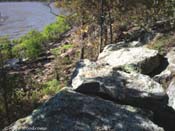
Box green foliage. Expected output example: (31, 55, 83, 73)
(42, 79, 61, 95)
(22, 79, 61, 103)
(58, 0, 175, 30)
(11, 16, 70, 60)
(148, 34, 174, 55)
(151, 38, 168, 54)
(0, 36, 12, 61)
(62, 44, 74, 50)
(12, 30, 45, 59)
(0, 74, 61, 129)
(0, 13, 70, 130)
(51, 43, 73, 56)
(43, 16, 70, 41)
(16, 79, 61, 102)
(119, 64, 141, 73)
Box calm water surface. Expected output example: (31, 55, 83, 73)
(0, 2, 61, 39)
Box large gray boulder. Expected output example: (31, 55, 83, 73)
(3, 89, 164, 131)
(154, 48, 175, 87)
(71, 59, 167, 110)
(167, 79, 175, 110)
(98, 46, 161, 74)
(153, 48, 175, 110)
(101, 41, 142, 51)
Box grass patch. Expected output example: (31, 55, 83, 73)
(51, 43, 74, 56)
(42, 79, 61, 96)
(43, 16, 70, 41)
(0, 36, 12, 61)
(147, 33, 175, 55)
(25, 79, 61, 102)
(0, 16, 70, 61)
(12, 30, 45, 59)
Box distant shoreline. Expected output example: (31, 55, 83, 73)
(0, 1, 59, 39)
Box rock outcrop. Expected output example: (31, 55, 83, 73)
(71, 59, 167, 111)
(3, 89, 164, 131)
(167, 79, 175, 109)
(154, 48, 175, 110)
(98, 46, 161, 74)
(154, 48, 175, 87)
(70, 45, 175, 131)
(4, 43, 175, 131)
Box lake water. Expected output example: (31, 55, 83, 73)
(0, 2, 62, 39)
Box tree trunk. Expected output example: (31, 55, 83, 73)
(79, 18, 86, 60)
(80, 40, 84, 60)
(104, 26, 108, 45)
(2, 76, 10, 124)
(99, 0, 104, 53)
(0, 50, 10, 124)
(108, 4, 113, 44)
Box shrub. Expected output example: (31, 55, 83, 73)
(43, 16, 70, 41)
(0, 36, 12, 61)
(148, 34, 175, 55)
(42, 79, 61, 96)
(51, 43, 73, 56)
(12, 30, 45, 59)
(8, 16, 71, 61)
(12, 16, 70, 60)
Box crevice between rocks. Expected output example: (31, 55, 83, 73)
(147, 55, 169, 77)
(71, 52, 173, 131)
(114, 55, 169, 78)
(76, 90, 175, 131)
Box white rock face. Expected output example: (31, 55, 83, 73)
(71, 46, 167, 110)
(71, 59, 167, 110)
(166, 48, 175, 110)
(98, 46, 160, 74)
(153, 48, 175, 110)
(167, 79, 175, 110)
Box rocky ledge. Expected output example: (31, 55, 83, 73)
(3, 42, 175, 131)
(3, 89, 164, 131)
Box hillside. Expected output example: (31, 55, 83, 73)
(3, 35, 175, 131)
(1, 1, 175, 131)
